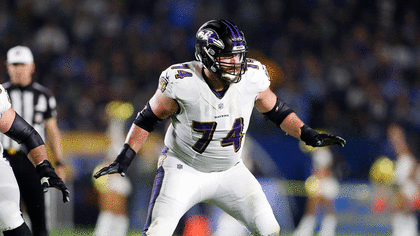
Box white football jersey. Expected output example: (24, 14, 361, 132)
(0, 85, 12, 155)
(159, 59, 270, 172)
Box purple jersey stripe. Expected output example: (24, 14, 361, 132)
(223, 20, 243, 46)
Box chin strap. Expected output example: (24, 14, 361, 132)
(221, 73, 240, 83)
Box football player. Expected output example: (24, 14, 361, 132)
(0, 84, 69, 235)
(94, 19, 345, 235)
(3, 45, 66, 236)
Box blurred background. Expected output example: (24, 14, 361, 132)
(1, 0, 420, 235)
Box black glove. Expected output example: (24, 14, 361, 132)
(94, 144, 136, 179)
(300, 125, 346, 147)
(36, 160, 70, 203)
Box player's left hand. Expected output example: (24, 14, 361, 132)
(36, 160, 70, 203)
(313, 133, 346, 147)
(300, 125, 346, 147)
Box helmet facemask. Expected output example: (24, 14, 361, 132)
(215, 51, 247, 83)
(198, 46, 247, 83)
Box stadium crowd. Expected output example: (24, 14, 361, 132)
(0, 0, 419, 163)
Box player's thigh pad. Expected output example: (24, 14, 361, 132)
(146, 155, 202, 235)
(212, 161, 280, 235)
(0, 160, 25, 231)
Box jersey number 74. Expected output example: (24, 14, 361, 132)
(192, 118, 244, 154)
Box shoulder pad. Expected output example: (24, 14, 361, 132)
(245, 59, 270, 83)
(158, 62, 197, 99)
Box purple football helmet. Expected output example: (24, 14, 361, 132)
(195, 19, 248, 83)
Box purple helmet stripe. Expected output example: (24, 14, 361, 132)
(223, 20, 243, 46)
(222, 20, 239, 46)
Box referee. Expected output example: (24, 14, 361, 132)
(1, 46, 66, 236)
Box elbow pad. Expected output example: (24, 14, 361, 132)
(4, 114, 45, 153)
(133, 103, 162, 132)
(263, 98, 294, 127)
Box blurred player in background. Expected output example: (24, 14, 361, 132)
(94, 19, 345, 236)
(1, 46, 66, 236)
(92, 101, 134, 236)
(387, 123, 419, 236)
(293, 145, 340, 236)
(0, 83, 69, 236)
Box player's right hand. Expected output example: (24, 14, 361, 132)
(94, 144, 136, 179)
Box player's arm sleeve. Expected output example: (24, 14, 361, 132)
(4, 113, 45, 153)
(263, 98, 294, 127)
(0, 86, 44, 153)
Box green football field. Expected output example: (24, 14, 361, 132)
(47, 228, 391, 236)
(0, 227, 392, 236)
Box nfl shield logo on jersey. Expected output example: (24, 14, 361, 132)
(218, 103, 224, 110)
(177, 164, 183, 169)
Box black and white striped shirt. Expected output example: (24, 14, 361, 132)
(1, 81, 57, 152)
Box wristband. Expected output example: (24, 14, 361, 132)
(300, 125, 320, 146)
(116, 144, 136, 166)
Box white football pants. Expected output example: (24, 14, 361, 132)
(143, 154, 280, 235)
(0, 157, 25, 231)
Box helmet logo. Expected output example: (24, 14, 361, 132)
(197, 29, 224, 49)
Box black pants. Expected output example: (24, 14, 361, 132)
(5, 152, 47, 236)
